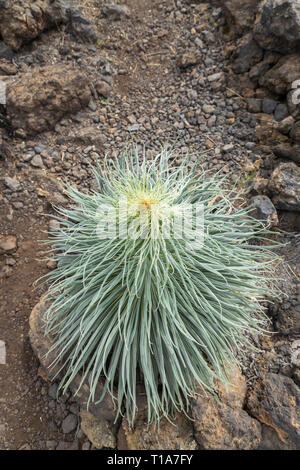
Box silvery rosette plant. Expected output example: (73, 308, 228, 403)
(43, 147, 279, 425)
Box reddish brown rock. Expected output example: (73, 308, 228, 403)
(255, 115, 289, 146)
(6, 65, 91, 136)
(29, 297, 118, 423)
(247, 373, 300, 449)
(278, 116, 295, 135)
(189, 364, 260, 450)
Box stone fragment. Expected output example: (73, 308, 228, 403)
(6, 65, 91, 136)
(102, 3, 130, 21)
(220, 0, 261, 34)
(254, 0, 300, 54)
(0, 0, 68, 51)
(119, 396, 197, 451)
(273, 143, 300, 164)
(191, 390, 261, 449)
(247, 373, 300, 449)
(249, 195, 278, 226)
(0, 235, 17, 254)
(262, 54, 300, 96)
(62, 414, 78, 434)
(80, 409, 116, 449)
(177, 51, 201, 69)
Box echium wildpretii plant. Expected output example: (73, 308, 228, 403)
(43, 147, 280, 425)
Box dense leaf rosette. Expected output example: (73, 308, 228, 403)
(43, 148, 280, 424)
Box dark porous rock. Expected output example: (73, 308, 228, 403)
(118, 390, 197, 450)
(6, 65, 91, 136)
(247, 98, 262, 113)
(262, 54, 300, 96)
(190, 365, 261, 450)
(177, 51, 201, 69)
(259, 424, 296, 450)
(290, 121, 300, 142)
(67, 8, 97, 43)
(269, 162, 300, 212)
(278, 211, 300, 231)
(274, 103, 289, 122)
(249, 195, 278, 226)
(255, 115, 289, 146)
(65, 126, 105, 148)
(191, 390, 261, 449)
(247, 373, 300, 449)
(102, 3, 130, 21)
(220, 0, 261, 35)
(273, 143, 300, 164)
(254, 0, 300, 54)
(29, 297, 62, 380)
(0, 0, 68, 51)
(232, 33, 263, 74)
(0, 61, 17, 76)
(276, 303, 300, 335)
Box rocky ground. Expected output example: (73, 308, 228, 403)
(0, 0, 299, 450)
